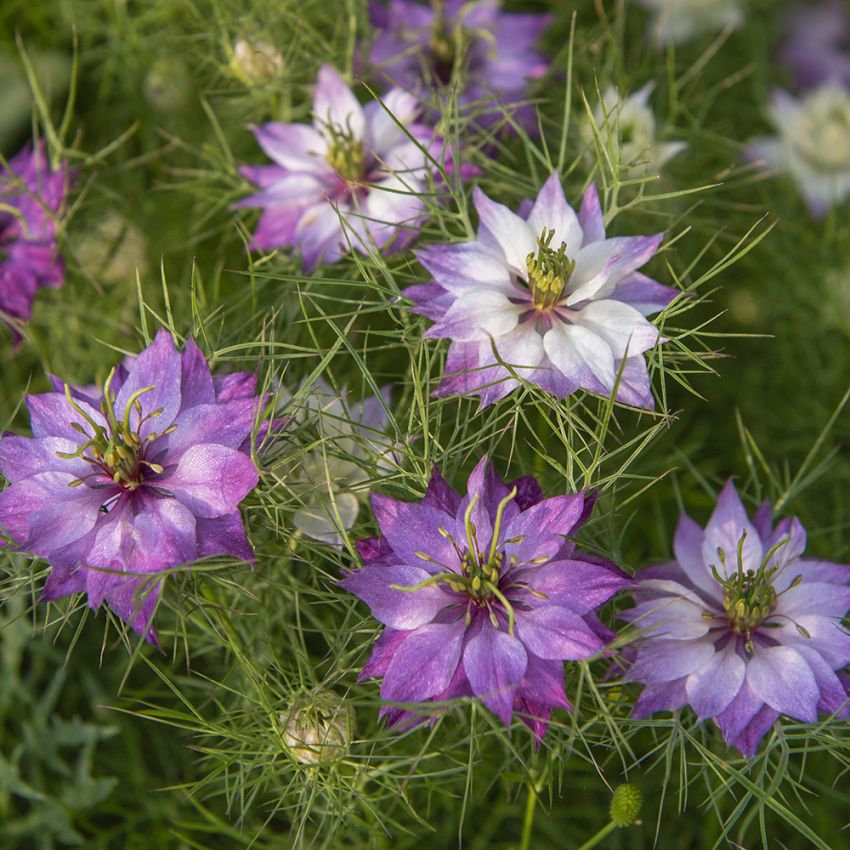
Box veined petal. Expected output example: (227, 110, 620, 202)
(463, 624, 528, 725)
(312, 65, 365, 140)
(515, 605, 606, 660)
(525, 173, 584, 254)
(543, 321, 617, 393)
(416, 242, 515, 296)
(746, 645, 819, 722)
(472, 186, 537, 276)
(572, 299, 660, 359)
(685, 643, 746, 718)
(426, 289, 523, 342)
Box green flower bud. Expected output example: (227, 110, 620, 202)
(280, 691, 355, 766)
(609, 783, 642, 828)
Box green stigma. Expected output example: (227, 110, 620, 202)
(709, 531, 802, 654)
(56, 368, 174, 492)
(324, 121, 366, 183)
(526, 228, 575, 311)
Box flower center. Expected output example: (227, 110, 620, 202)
(324, 124, 366, 184)
(707, 531, 804, 653)
(56, 369, 174, 495)
(526, 228, 575, 311)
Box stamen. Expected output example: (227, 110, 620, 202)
(526, 228, 576, 311)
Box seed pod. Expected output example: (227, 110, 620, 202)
(280, 692, 355, 765)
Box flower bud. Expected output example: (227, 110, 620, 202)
(280, 692, 355, 765)
(609, 783, 642, 828)
(231, 37, 283, 85)
(75, 212, 148, 285)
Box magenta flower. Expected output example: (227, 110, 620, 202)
(780, 1, 850, 91)
(340, 457, 630, 741)
(366, 0, 551, 132)
(0, 142, 69, 340)
(621, 481, 850, 756)
(237, 64, 443, 271)
(0, 329, 261, 644)
(404, 174, 677, 408)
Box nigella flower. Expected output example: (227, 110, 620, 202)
(237, 64, 443, 271)
(584, 83, 686, 176)
(404, 174, 677, 408)
(0, 329, 261, 644)
(340, 457, 631, 740)
(780, 1, 850, 91)
(634, 0, 744, 46)
(746, 84, 850, 217)
(366, 0, 551, 132)
(621, 481, 850, 756)
(283, 379, 395, 545)
(0, 141, 69, 340)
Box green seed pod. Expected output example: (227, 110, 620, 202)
(609, 783, 643, 828)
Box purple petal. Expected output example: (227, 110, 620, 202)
(312, 65, 365, 139)
(746, 645, 819, 722)
(463, 624, 528, 725)
(632, 677, 689, 719)
(673, 513, 719, 598)
(422, 466, 462, 515)
(195, 510, 254, 562)
(179, 339, 216, 408)
(381, 620, 466, 703)
(626, 637, 715, 684)
(359, 628, 410, 680)
(520, 557, 632, 615)
(611, 272, 679, 316)
(701, 480, 763, 579)
(502, 493, 588, 564)
(339, 564, 451, 629)
(370, 492, 461, 573)
(158, 444, 258, 518)
(525, 173, 583, 253)
(515, 605, 606, 661)
(685, 643, 746, 718)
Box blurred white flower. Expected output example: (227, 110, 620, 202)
(231, 37, 284, 85)
(586, 83, 685, 176)
(284, 379, 396, 545)
(143, 57, 191, 113)
(75, 212, 148, 285)
(634, 0, 744, 45)
(280, 692, 355, 765)
(746, 84, 850, 217)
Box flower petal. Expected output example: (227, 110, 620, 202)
(525, 173, 584, 254)
(463, 624, 528, 725)
(515, 605, 606, 660)
(746, 645, 819, 722)
(686, 643, 746, 718)
(472, 186, 537, 276)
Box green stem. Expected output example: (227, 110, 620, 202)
(518, 779, 538, 850)
(576, 820, 617, 850)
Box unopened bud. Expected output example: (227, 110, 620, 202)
(280, 692, 355, 765)
(231, 37, 284, 85)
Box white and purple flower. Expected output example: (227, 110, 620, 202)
(404, 174, 677, 408)
(237, 64, 443, 271)
(621, 481, 850, 756)
(585, 83, 686, 176)
(634, 0, 744, 46)
(780, 0, 850, 92)
(746, 84, 850, 218)
(0, 329, 261, 644)
(366, 0, 551, 132)
(0, 142, 69, 340)
(341, 457, 631, 741)
(283, 379, 395, 545)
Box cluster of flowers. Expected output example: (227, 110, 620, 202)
(1, 0, 849, 762)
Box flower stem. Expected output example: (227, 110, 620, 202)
(576, 820, 617, 850)
(518, 778, 539, 850)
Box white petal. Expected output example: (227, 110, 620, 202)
(473, 187, 537, 277)
(543, 322, 616, 391)
(572, 299, 660, 358)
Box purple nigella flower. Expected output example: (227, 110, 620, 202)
(237, 64, 443, 271)
(366, 0, 550, 132)
(0, 329, 261, 644)
(780, 1, 850, 91)
(0, 141, 69, 340)
(340, 457, 631, 741)
(621, 480, 850, 756)
(404, 174, 677, 408)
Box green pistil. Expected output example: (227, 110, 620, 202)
(395, 486, 520, 634)
(708, 531, 803, 654)
(56, 367, 174, 492)
(324, 121, 365, 183)
(526, 228, 575, 311)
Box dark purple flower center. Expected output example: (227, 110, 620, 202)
(57, 369, 174, 496)
(526, 228, 575, 311)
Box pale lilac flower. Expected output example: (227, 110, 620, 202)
(0, 329, 261, 644)
(341, 457, 631, 740)
(634, 0, 744, 46)
(780, 1, 850, 91)
(237, 64, 443, 271)
(621, 480, 850, 756)
(0, 142, 69, 339)
(366, 0, 551, 132)
(404, 174, 677, 408)
(584, 83, 686, 176)
(746, 85, 850, 217)
(283, 379, 395, 545)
